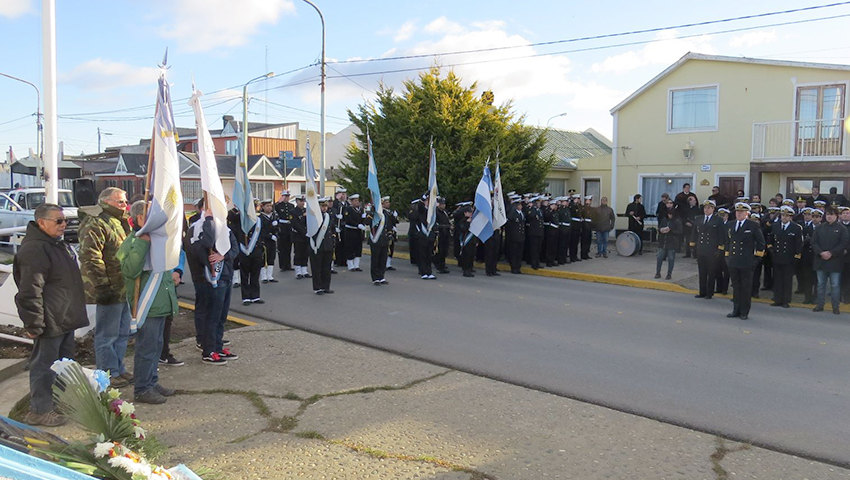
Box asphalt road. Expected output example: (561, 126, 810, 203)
(181, 257, 850, 468)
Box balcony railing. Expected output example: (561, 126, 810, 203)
(752, 118, 847, 161)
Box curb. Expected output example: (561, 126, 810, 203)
(0, 358, 27, 383)
(367, 248, 840, 313)
(177, 301, 257, 326)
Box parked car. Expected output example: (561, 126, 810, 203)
(0, 188, 80, 242)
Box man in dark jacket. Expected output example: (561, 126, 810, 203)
(690, 199, 724, 298)
(625, 194, 647, 255)
(769, 206, 803, 308)
(526, 197, 544, 269)
(506, 199, 526, 274)
(14, 204, 89, 426)
(725, 203, 766, 320)
(310, 198, 336, 294)
(811, 206, 849, 314)
(655, 201, 682, 279)
(434, 198, 451, 274)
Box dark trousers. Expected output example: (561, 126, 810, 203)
(716, 256, 729, 293)
(773, 263, 795, 305)
(160, 314, 173, 360)
(370, 243, 388, 281)
(545, 229, 559, 265)
(293, 241, 309, 267)
(277, 231, 292, 270)
(460, 239, 476, 273)
(509, 240, 524, 273)
(485, 234, 500, 275)
(580, 226, 592, 258)
(434, 237, 449, 271)
(193, 281, 209, 344)
(29, 332, 74, 414)
(697, 254, 718, 297)
(762, 252, 773, 289)
(344, 229, 363, 260)
(682, 226, 694, 256)
(569, 226, 582, 260)
(417, 237, 434, 275)
(309, 249, 333, 291)
(263, 239, 276, 266)
(409, 235, 419, 265)
(202, 282, 231, 357)
(239, 254, 262, 300)
(730, 266, 754, 316)
(528, 235, 543, 269)
(334, 231, 346, 266)
(134, 316, 165, 396)
(557, 229, 570, 264)
(752, 258, 763, 295)
(799, 263, 816, 302)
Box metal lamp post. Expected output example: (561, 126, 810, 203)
(301, 0, 326, 195)
(0, 72, 42, 178)
(242, 72, 275, 187)
(547, 112, 568, 127)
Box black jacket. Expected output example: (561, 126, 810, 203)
(812, 221, 849, 272)
(191, 217, 239, 283)
(526, 206, 544, 237)
(657, 216, 682, 251)
(506, 208, 526, 242)
(14, 221, 89, 337)
(770, 221, 803, 265)
(725, 219, 766, 269)
(690, 214, 724, 256)
(625, 202, 646, 231)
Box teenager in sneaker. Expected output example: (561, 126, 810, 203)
(191, 205, 239, 365)
(118, 201, 178, 404)
(14, 204, 89, 426)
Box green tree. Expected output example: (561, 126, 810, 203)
(338, 67, 553, 210)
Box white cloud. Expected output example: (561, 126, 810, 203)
(424, 16, 464, 35)
(591, 30, 716, 74)
(393, 21, 417, 42)
(60, 59, 160, 91)
(156, 0, 295, 53)
(729, 30, 777, 48)
(0, 0, 32, 18)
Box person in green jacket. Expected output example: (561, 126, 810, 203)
(117, 200, 178, 405)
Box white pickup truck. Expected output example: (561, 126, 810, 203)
(0, 188, 80, 243)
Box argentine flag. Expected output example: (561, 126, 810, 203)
(366, 131, 385, 242)
(304, 139, 322, 242)
(423, 141, 438, 235)
(470, 162, 494, 243)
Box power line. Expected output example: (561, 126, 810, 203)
(0, 114, 34, 127)
(323, 13, 850, 80)
(253, 98, 350, 121)
(332, 1, 850, 66)
(327, 64, 376, 95)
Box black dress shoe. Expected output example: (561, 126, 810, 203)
(511, 270, 521, 274)
(813, 305, 824, 312)
(493, 272, 501, 276)
(324, 290, 334, 294)
(331, 270, 338, 274)
(782, 303, 790, 308)
(253, 299, 265, 304)
(463, 272, 474, 277)
(705, 296, 713, 300)
(740, 315, 748, 320)
(695, 294, 705, 298)
(726, 312, 740, 318)
(387, 266, 396, 271)
(770, 302, 782, 307)
(269, 278, 279, 283)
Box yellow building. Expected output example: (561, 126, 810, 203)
(537, 128, 612, 207)
(610, 52, 850, 229)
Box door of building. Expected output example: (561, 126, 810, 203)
(719, 176, 745, 199)
(583, 179, 601, 207)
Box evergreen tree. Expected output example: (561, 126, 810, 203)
(338, 67, 553, 209)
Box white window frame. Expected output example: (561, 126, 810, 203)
(581, 176, 602, 207)
(667, 83, 720, 134)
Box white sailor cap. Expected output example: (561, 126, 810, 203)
(411, 198, 420, 204)
(280, 190, 291, 196)
(814, 199, 827, 206)
(456, 201, 473, 207)
(812, 208, 824, 216)
(801, 207, 813, 214)
(571, 194, 581, 199)
(295, 195, 306, 201)
(506, 191, 516, 196)
(336, 187, 347, 193)
(736, 196, 750, 203)
(734, 202, 751, 211)
(260, 199, 273, 205)
(767, 206, 780, 212)
(511, 197, 522, 204)
(718, 207, 730, 214)
(318, 196, 330, 203)
(583, 195, 593, 200)
(839, 206, 850, 212)
(779, 205, 795, 215)
(750, 212, 761, 219)
(349, 194, 360, 200)
(703, 199, 716, 207)
(380, 196, 390, 202)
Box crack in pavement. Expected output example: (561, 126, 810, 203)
(175, 370, 499, 478)
(710, 436, 751, 480)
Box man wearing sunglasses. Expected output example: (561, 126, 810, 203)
(79, 187, 133, 388)
(14, 204, 89, 426)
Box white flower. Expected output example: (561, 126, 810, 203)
(93, 442, 114, 458)
(108, 456, 137, 472)
(133, 426, 146, 439)
(50, 358, 76, 376)
(107, 388, 121, 400)
(118, 401, 135, 416)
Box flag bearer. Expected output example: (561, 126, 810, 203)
(292, 195, 311, 279)
(309, 198, 336, 294)
(258, 200, 278, 283)
(236, 200, 264, 305)
(274, 190, 294, 272)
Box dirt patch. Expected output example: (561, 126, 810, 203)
(0, 307, 209, 365)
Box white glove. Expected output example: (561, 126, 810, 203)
(359, 224, 368, 231)
(393, 211, 398, 218)
(336, 214, 343, 219)
(393, 226, 398, 233)
(271, 235, 277, 241)
(272, 220, 278, 226)
(362, 212, 368, 218)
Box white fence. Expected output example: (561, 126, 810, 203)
(752, 118, 847, 161)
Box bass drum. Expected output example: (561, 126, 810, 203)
(616, 231, 642, 256)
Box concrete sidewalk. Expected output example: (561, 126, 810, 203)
(5, 313, 842, 479)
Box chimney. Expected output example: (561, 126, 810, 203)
(223, 115, 234, 130)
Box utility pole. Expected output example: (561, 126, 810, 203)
(302, 0, 326, 196)
(42, 0, 58, 203)
(98, 127, 112, 153)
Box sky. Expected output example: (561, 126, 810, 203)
(2, 0, 850, 158)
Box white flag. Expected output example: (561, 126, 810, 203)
(492, 160, 507, 230)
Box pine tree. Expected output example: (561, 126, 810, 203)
(338, 67, 553, 209)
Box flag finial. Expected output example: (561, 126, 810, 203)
(159, 48, 169, 69)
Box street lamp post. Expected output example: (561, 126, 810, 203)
(547, 112, 568, 127)
(0, 72, 42, 171)
(301, 0, 326, 196)
(242, 72, 275, 189)
(97, 127, 112, 153)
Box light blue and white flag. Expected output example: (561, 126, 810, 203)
(133, 67, 184, 332)
(421, 140, 438, 235)
(366, 131, 385, 243)
(492, 155, 508, 230)
(470, 160, 494, 243)
(304, 138, 323, 252)
(232, 136, 258, 238)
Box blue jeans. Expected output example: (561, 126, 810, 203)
(193, 281, 210, 345)
(656, 248, 676, 276)
(816, 270, 841, 307)
(596, 230, 610, 255)
(202, 282, 232, 356)
(95, 302, 131, 378)
(134, 316, 165, 396)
